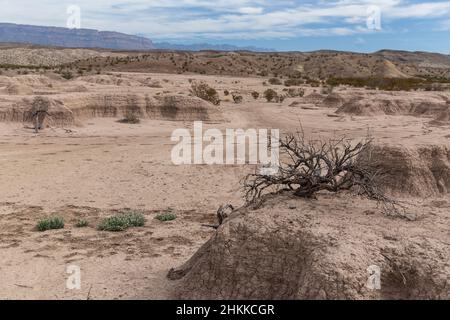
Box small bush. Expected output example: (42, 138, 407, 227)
(155, 212, 177, 222)
(75, 219, 89, 228)
(264, 89, 278, 102)
(190, 81, 220, 105)
(224, 90, 230, 96)
(284, 79, 304, 87)
(287, 88, 305, 98)
(118, 111, 140, 124)
(37, 217, 64, 232)
(321, 85, 334, 95)
(251, 91, 260, 100)
(61, 71, 73, 80)
(232, 94, 243, 104)
(98, 210, 145, 232)
(268, 78, 282, 85)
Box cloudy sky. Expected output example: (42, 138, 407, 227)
(1, 0, 450, 52)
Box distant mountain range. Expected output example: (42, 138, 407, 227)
(0, 23, 273, 52)
(0, 23, 155, 50)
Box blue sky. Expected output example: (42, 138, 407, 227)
(0, 0, 450, 53)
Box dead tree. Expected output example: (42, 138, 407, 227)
(30, 96, 50, 133)
(243, 131, 403, 217)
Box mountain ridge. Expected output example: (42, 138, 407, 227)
(0, 23, 155, 50)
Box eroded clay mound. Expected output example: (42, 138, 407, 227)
(0, 96, 75, 126)
(360, 144, 450, 197)
(337, 95, 448, 117)
(153, 95, 223, 121)
(14, 75, 54, 87)
(302, 92, 325, 105)
(67, 93, 223, 122)
(78, 74, 143, 87)
(429, 108, 450, 126)
(168, 193, 449, 300)
(4, 83, 34, 95)
(319, 92, 345, 108)
(67, 85, 89, 93)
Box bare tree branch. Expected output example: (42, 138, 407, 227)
(243, 131, 406, 217)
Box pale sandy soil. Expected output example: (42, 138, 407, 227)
(0, 72, 448, 299)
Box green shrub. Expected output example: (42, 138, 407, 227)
(75, 219, 89, 228)
(98, 210, 145, 232)
(287, 88, 305, 98)
(268, 77, 282, 85)
(251, 91, 260, 100)
(61, 70, 73, 80)
(264, 89, 278, 102)
(190, 81, 220, 105)
(284, 78, 304, 87)
(37, 217, 64, 232)
(155, 212, 177, 222)
(232, 94, 243, 104)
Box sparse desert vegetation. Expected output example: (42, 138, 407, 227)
(36, 216, 64, 232)
(189, 81, 220, 105)
(98, 210, 146, 231)
(155, 212, 177, 222)
(0, 45, 448, 301)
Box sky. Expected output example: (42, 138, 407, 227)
(0, 0, 450, 53)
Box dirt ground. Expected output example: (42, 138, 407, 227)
(0, 72, 448, 299)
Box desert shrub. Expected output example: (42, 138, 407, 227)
(75, 219, 89, 228)
(268, 78, 282, 85)
(147, 80, 162, 88)
(155, 212, 177, 222)
(61, 70, 73, 80)
(287, 88, 305, 98)
(190, 81, 220, 105)
(98, 210, 145, 232)
(264, 89, 278, 102)
(224, 90, 230, 96)
(278, 95, 286, 103)
(325, 77, 450, 91)
(304, 77, 321, 87)
(284, 79, 304, 87)
(243, 132, 402, 216)
(321, 85, 334, 95)
(118, 110, 140, 124)
(232, 94, 243, 104)
(37, 217, 64, 232)
(251, 91, 260, 100)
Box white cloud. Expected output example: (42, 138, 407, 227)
(238, 7, 264, 15)
(0, 0, 449, 40)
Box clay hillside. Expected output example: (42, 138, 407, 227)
(1, 45, 449, 83)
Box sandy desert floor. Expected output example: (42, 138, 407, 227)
(0, 72, 449, 299)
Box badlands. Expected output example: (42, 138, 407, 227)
(0, 47, 448, 299)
